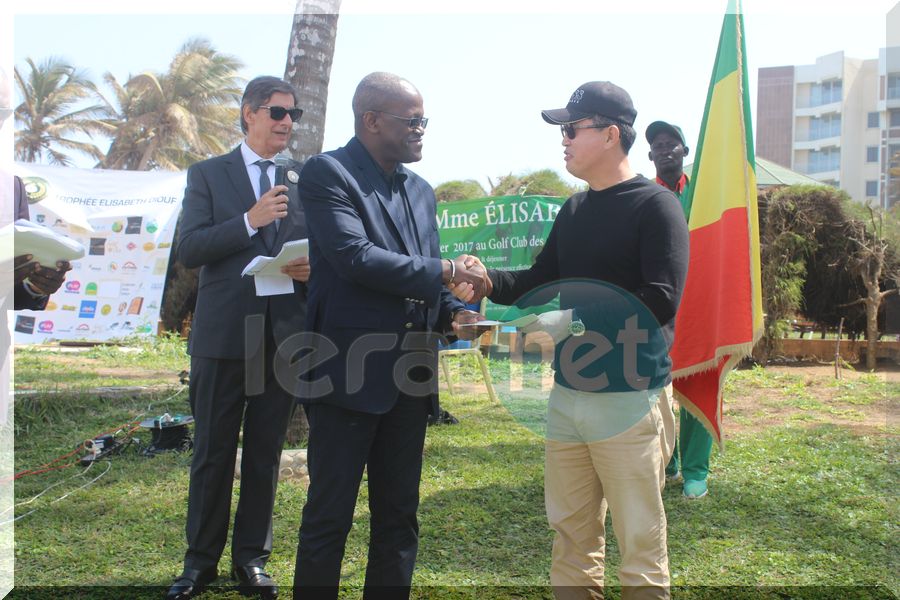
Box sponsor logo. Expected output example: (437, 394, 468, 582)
(152, 258, 167, 275)
(65, 281, 81, 293)
(85, 282, 98, 296)
(157, 242, 172, 249)
(22, 177, 49, 203)
(79, 300, 97, 319)
(122, 261, 138, 272)
(15, 316, 35, 334)
(127, 242, 137, 251)
(101, 304, 112, 316)
(111, 221, 124, 233)
(36, 214, 45, 224)
(108, 262, 118, 273)
(61, 305, 77, 311)
(126, 217, 143, 234)
(76, 324, 90, 331)
(89, 238, 106, 256)
(143, 242, 155, 251)
(145, 220, 158, 234)
(38, 321, 54, 333)
(128, 297, 144, 315)
(45, 301, 58, 311)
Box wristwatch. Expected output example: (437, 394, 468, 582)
(568, 310, 586, 337)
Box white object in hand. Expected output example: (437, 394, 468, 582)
(13, 219, 86, 265)
(242, 238, 309, 296)
(519, 309, 574, 344)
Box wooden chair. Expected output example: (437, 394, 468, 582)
(439, 299, 498, 404)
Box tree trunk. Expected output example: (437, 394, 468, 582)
(865, 289, 879, 371)
(283, 0, 341, 165)
(281, 0, 341, 447)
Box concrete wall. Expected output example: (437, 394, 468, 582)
(776, 338, 900, 363)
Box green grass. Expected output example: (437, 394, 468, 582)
(8, 345, 899, 598)
(13, 332, 188, 391)
(829, 373, 898, 406)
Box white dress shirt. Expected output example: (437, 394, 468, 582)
(240, 142, 277, 238)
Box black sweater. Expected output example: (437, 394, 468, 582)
(489, 175, 689, 392)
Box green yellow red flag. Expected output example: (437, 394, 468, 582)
(670, 0, 764, 448)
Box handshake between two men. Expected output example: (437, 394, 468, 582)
(444, 254, 577, 345)
(442, 254, 492, 304)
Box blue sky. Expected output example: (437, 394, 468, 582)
(9, 1, 895, 191)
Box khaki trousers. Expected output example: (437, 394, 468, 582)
(545, 385, 676, 600)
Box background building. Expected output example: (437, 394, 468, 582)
(757, 5, 898, 208)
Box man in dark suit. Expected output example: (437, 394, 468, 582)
(13, 175, 72, 310)
(167, 76, 309, 600)
(291, 72, 487, 599)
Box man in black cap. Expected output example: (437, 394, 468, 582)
(646, 121, 713, 500)
(646, 121, 691, 218)
(453, 82, 688, 599)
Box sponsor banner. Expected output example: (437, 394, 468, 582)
(13, 163, 185, 343)
(436, 195, 564, 319)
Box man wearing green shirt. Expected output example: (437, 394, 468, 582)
(647, 120, 712, 499)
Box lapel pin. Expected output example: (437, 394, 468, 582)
(287, 170, 300, 184)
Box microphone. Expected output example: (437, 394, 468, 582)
(274, 154, 292, 187)
(273, 155, 293, 228)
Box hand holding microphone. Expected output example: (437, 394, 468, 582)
(248, 155, 294, 230)
(247, 185, 289, 229)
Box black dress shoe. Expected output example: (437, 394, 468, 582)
(165, 566, 218, 600)
(232, 564, 278, 598)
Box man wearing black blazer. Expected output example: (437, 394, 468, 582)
(291, 72, 488, 599)
(167, 76, 309, 600)
(13, 175, 71, 310)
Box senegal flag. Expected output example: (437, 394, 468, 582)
(669, 0, 764, 448)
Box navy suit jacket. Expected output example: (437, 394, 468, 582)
(13, 175, 48, 311)
(298, 137, 463, 414)
(177, 146, 308, 362)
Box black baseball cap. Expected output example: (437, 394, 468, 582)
(541, 81, 637, 126)
(645, 120, 686, 146)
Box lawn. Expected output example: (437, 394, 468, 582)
(6, 337, 899, 599)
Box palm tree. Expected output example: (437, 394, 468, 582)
(14, 57, 109, 165)
(99, 38, 244, 171)
(283, 0, 342, 164)
(282, 0, 342, 445)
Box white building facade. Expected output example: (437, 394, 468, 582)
(757, 5, 899, 208)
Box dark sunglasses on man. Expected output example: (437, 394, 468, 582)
(260, 105, 304, 122)
(370, 110, 429, 130)
(560, 121, 614, 140)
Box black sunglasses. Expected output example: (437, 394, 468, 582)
(371, 110, 429, 130)
(561, 122, 613, 140)
(259, 105, 303, 122)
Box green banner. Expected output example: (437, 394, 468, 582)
(436, 195, 565, 319)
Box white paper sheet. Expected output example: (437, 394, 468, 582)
(242, 238, 309, 296)
(13, 219, 86, 266)
(456, 313, 540, 328)
(253, 274, 296, 296)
